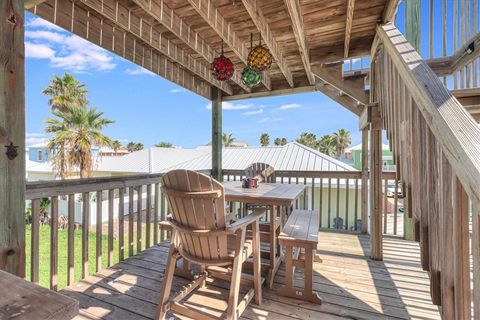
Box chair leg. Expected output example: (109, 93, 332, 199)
(227, 230, 245, 320)
(155, 242, 178, 320)
(252, 220, 262, 305)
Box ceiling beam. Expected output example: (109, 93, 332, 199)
(315, 79, 362, 116)
(344, 0, 355, 58)
(222, 86, 315, 101)
(241, 0, 294, 87)
(29, 1, 211, 99)
(186, 0, 271, 90)
(312, 64, 369, 105)
(132, 0, 251, 93)
(24, 0, 46, 9)
(79, 0, 233, 95)
(310, 36, 372, 65)
(382, 0, 401, 23)
(283, 0, 315, 85)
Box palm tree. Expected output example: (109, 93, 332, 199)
(317, 135, 336, 157)
(296, 132, 318, 149)
(222, 133, 235, 147)
(112, 140, 122, 152)
(127, 142, 144, 152)
(260, 133, 270, 146)
(42, 73, 88, 111)
(45, 105, 114, 178)
(274, 137, 288, 146)
(155, 141, 174, 148)
(331, 128, 352, 159)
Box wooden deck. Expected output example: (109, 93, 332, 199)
(61, 231, 441, 320)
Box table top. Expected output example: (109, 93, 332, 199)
(0, 270, 78, 320)
(223, 181, 305, 206)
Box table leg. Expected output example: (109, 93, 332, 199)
(267, 205, 277, 288)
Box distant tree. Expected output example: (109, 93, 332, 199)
(42, 72, 88, 111)
(274, 137, 288, 146)
(112, 140, 122, 152)
(260, 133, 270, 146)
(127, 142, 144, 152)
(317, 135, 336, 157)
(331, 128, 352, 159)
(296, 132, 318, 149)
(222, 133, 235, 147)
(155, 141, 174, 148)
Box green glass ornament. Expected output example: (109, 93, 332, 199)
(241, 67, 262, 88)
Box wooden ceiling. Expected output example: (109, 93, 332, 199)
(28, 0, 391, 102)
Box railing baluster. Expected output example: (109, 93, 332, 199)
(82, 192, 90, 279)
(137, 185, 143, 253)
(319, 178, 323, 228)
(128, 187, 134, 257)
(161, 191, 166, 241)
(31, 199, 40, 284)
(96, 190, 102, 272)
(383, 178, 388, 234)
(146, 184, 152, 249)
(335, 178, 340, 229)
(311, 178, 315, 211)
(327, 178, 331, 229)
(50, 196, 58, 291)
(119, 187, 125, 261)
(108, 189, 114, 267)
(354, 179, 359, 231)
(154, 183, 160, 245)
(393, 176, 398, 235)
(67, 194, 75, 286)
(345, 178, 349, 231)
(473, 201, 480, 320)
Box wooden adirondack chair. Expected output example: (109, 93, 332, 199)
(156, 169, 262, 320)
(244, 162, 276, 183)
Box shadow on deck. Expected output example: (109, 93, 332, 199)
(60, 231, 441, 320)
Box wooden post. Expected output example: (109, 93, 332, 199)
(361, 129, 368, 234)
(0, 0, 25, 276)
(403, 0, 420, 241)
(370, 124, 382, 260)
(211, 87, 222, 181)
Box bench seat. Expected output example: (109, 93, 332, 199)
(278, 209, 322, 304)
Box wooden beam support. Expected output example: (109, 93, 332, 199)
(382, 0, 401, 23)
(0, 0, 26, 276)
(79, 0, 233, 95)
(344, 0, 355, 58)
(185, 0, 271, 91)
(211, 87, 222, 182)
(370, 124, 382, 260)
(312, 64, 369, 105)
(24, 0, 45, 9)
(241, 0, 294, 87)
(223, 86, 315, 101)
(315, 79, 362, 115)
(31, 0, 211, 99)
(283, 0, 315, 85)
(361, 128, 369, 234)
(359, 103, 380, 130)
(131, 0, 251, 93)
(310, 37, 372, 66)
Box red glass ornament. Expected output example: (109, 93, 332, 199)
(211, 54, 234, 81)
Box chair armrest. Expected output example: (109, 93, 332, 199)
(226, 208, 264, 232)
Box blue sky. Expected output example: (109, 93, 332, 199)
(25, 2, 466, 148)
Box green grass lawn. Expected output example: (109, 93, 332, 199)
(25, 224, 156, 290)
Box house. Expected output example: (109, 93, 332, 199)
(26, 141, 100, 162)
(349, 143, 396, 171)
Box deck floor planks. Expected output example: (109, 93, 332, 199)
(62, 231, 441, 320)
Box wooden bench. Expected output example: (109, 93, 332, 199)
(278, 209, 322, 304)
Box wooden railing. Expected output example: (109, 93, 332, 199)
(373, 23, 480, 319)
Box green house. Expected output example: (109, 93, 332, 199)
(349, 143, 396, 171)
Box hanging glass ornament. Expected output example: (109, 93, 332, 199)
(247, 34, 273, 71)
(211, 41, 234, 81)
(241, 67, 262, 88)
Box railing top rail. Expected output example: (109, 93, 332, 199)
(375, 23, 480, 204)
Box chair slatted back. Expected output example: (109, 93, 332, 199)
(244, 163, 275, 183)
(161, 170, 228, 262)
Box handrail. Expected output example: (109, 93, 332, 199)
(376, 23, 480, 205)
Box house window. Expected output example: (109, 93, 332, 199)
(37, 150, 43, 161)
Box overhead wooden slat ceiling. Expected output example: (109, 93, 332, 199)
(28, 0, 389, 101)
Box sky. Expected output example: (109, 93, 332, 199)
(25, 1, 469, 148)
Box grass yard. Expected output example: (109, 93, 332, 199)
(25, 223, 157, 290)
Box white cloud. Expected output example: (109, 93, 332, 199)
(170, 88, 185, 93)
(242, 109, 263, 116)
(25, 20, 116, 73)
(126, 67, 155, 76)
(277, 103, 302, 110)
(205, 102, 254, 110)
(26, 133, 49, 146)
(259, 117, 282, 123)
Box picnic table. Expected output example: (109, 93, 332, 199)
(223, 181, 305, 288)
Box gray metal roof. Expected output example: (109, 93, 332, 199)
(96, 142, 355, 174)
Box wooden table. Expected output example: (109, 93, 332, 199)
(0, 270, 78, 320)
(223, 181, 305, 288)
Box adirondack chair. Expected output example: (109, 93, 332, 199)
(242, 163, 276, 218)
(156, 169, 262, 320)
